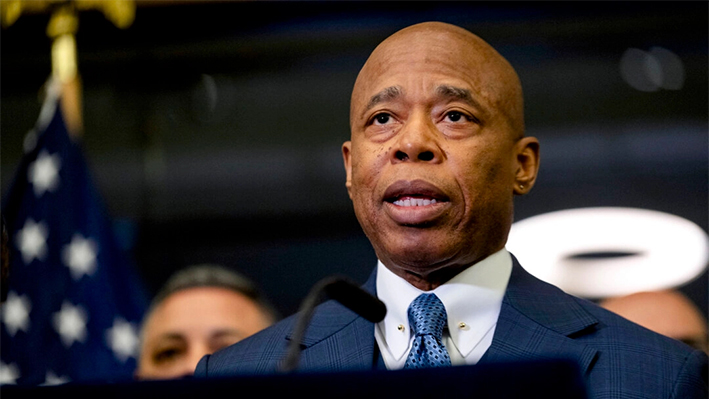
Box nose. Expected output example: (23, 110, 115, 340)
(392, 112, 443, 164)
(182, 346, 209, 377)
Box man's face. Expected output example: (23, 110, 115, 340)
(343, 24, 538, 288)
(136, 287, 272, 379)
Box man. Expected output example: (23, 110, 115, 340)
(136, 264, 277, 379)
(195, 22, 707, 397)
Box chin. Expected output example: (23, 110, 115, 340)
(381, 237, 458, 270)
(378, 226, 504, 273)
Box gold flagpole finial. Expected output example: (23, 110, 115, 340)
(1, 0, 24, 27)
(2, 0, 136, 137)
(1, 0, 52, 28)
(75, 0, 136, 30)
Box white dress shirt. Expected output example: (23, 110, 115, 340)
(374, 248, 512, 369)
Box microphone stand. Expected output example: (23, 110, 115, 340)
(280, 275, 386, 373)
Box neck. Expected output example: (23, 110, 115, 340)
(380, 247, 505, 291)
(394, 263, 469, 291)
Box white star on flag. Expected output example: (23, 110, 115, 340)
(0, 362, 20, 385)
(41, 371, 70, 386)
(52, 301, 88, 348)
(105, 317, 140, 363)
(15, 218, 48, 264)
(62, 234, 98, 280)
(28, 150, 61, 197)
(2, 291, 31, 337)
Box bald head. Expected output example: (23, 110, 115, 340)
(351, 22, 525, 139)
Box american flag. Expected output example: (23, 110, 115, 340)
(1, 84, 149, 386)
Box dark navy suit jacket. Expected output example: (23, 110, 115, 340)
(195, 257, 708, 398)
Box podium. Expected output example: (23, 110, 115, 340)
(1, 359, 587, 398)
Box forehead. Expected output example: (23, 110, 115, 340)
(354, 29, 506, 107)
(349, 25, 524, 137)
(145, 287, 257, 335)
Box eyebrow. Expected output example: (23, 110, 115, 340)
(152, 333, 186, 346)
(210, 329, 243, 340)
(157, 333, 185, 341)
(149, 333, 186, 353)
(435, 85, 482, 109)
(364, 86, 403, 114)
(363, 85, 484, 113)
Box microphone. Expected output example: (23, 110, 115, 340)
(280, 275, 387, 373)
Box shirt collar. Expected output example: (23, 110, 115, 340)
(376, 249, 512, 361)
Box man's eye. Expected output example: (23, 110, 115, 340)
(373, 113, 391, 125)
(153, 348, 181, 364)
(445, 111, 466, 122)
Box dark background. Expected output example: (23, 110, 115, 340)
(2, 1, 707, 318)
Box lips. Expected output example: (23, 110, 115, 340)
(383, 179, 449, 204)
(382, 180, 449, 225)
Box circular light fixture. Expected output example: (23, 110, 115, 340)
(506, 207, 709, 299)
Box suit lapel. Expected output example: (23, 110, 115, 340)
(285, 271, 378, 371)
(481, 256, 599, 375)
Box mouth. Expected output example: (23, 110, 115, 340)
(391, 197, 438, 207)
(383, 179, 449, 206)
(381, 180, 450, 225)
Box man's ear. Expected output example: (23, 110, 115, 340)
(513, 136, 540, 195)
(342, 141, 353, 199)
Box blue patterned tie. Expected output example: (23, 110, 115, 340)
(404, 293, 452, 368)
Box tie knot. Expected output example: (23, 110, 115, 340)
(408, 293, 447, 337)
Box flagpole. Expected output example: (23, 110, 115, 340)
(47, 3, 82, 137)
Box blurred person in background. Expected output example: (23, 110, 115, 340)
(600, 289, 708, 354)
(135, 264, 277, 379)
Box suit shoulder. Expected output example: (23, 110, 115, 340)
(544, 294, 708, 398)
(196, 313, 298, 378)
(573, 295, 696, 351)
(587, 299, 706, 363)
